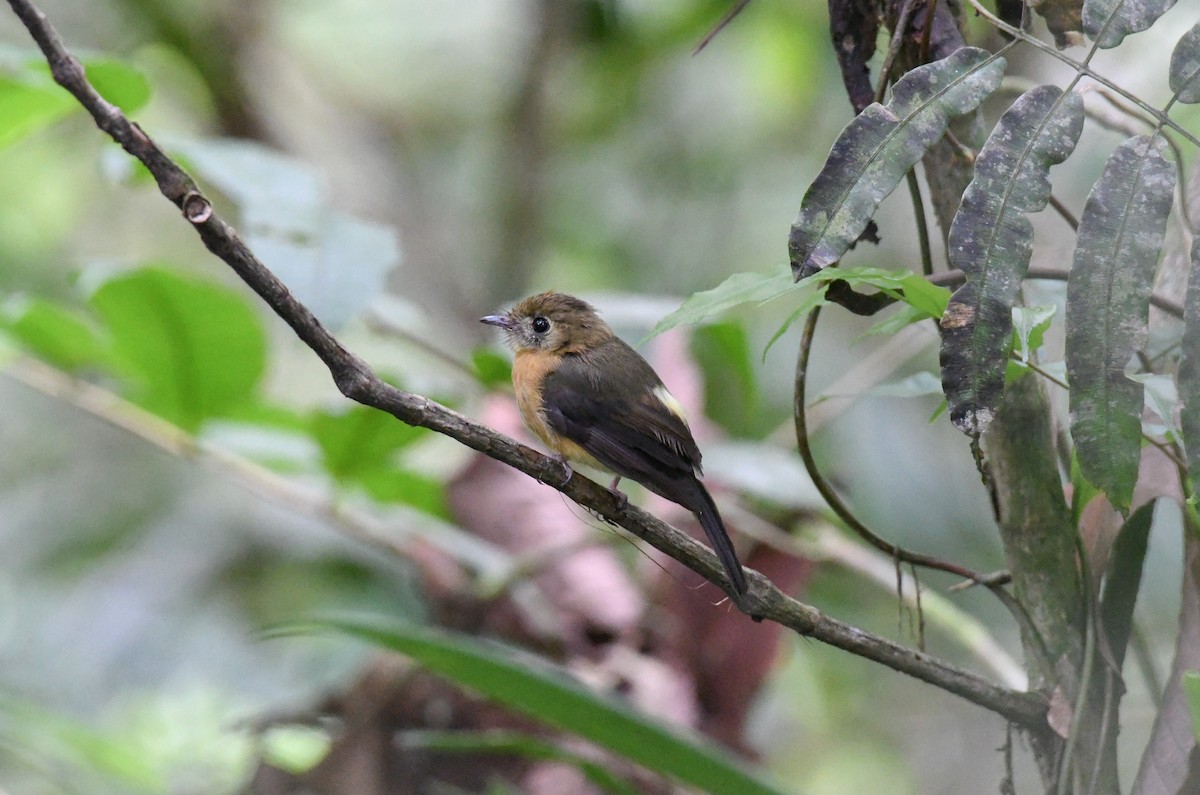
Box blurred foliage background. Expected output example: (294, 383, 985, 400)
(0, 1, 1196, 793)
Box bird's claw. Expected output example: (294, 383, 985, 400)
(550, 455, 573, 488)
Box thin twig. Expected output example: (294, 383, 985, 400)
(918, 0, 939, 63)
(906, 169, 934, 275)
(793, 307, 1006, 585)
(964, 0, 1200, 149)
(1047, 193, 1079, 231)
(3, 0, 1048, 728)
(692, 0, 752, 55)
(875, 0, 919, 104)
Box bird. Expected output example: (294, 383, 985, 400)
(481, 291, 748, 595)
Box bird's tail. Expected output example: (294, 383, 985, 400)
(678, 477, 748, 595)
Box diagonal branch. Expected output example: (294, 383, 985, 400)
(4, 0, 1047, 730)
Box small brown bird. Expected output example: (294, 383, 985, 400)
(481, 291, 748, 595)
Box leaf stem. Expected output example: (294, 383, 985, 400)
(964, 0, 1200, 149)
(793, 307, 1005, 585)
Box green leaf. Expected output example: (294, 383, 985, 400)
(1185, 671, 1200, 742)
(283, 618, 786, 795)
(761, 295, 826, 360)
(653, 266, 947, 361)
(1129, 372, 1179, 441)
(89, 266, 267, 431)
(1067, 135, 1175, 510)
(861, 303, 928, 338)
(472, 347, 512, 389)
(358, 467, 448, 518)
(0, 73, 75, 148)
(770, 268, 949, 355)
(1012, 304, 1057, 364)
(311, 404, 427, 482)
(1099, 501, 1154, 670)
(819, 267, 948, 312)
(84, 59, 151, 113)
(399, 730, 639, 795)
(0, 296, 110, 372)
(691, 322, 759, 436)
(1171, 22, 1200, 104)
(648, 266, 796, 338)
(939, 86, 1083, 436)
(1180, 240, 1200, 493)
(789, 47, 1005, 279)
(895, 271, 951, 318)
(1083, 0, 1177, 48)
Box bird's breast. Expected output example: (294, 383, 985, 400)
(511, 348, 607, 471)
(512, 349, 558, 448)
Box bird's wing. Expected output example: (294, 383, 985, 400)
(543, 342, 749, 594)
(540, 346, 702, 485)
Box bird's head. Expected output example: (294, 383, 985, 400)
(481, 291, 612, 355)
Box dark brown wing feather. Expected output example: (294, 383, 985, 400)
(540, 338, 700, 481)
(541, 339, 747, 594)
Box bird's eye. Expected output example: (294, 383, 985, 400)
(532, 316, 550, 334)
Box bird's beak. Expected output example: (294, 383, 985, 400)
(480, 314, 514, 330)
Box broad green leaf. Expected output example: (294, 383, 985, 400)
(692, 322, 760, 437)
(311, 404, 427, 482)
(89, 266, 267, 431)
(284, 618, 786, 795)
(1083, 0, 1177, 48)
(0, 296, 109, 372)
(789, 47, 1005, 279)
(0, 74, 75, 148)
(1067, 135, 1175, 510)
(648, 266, 795, 338)
(85, 59, 151, 113)
(939, 86, 1083, 436)
(400, 730, 639, 795)
(1099, 500, 1154, 669)
(1171, 22, 1200, 104)
(1185, 671, 1200, 742)
(1181, 240, 1200, 493)
(895, 272, 951, 318)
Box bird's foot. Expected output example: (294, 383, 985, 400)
(550, 454, 573, 488)
(605, 480, 629, 513)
